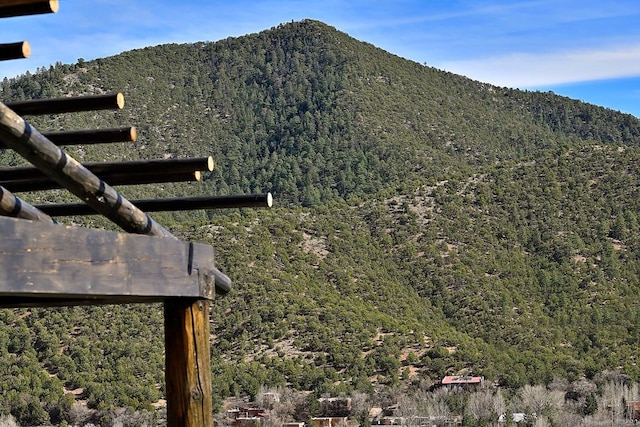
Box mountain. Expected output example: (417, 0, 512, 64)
(2, 19, 640, 425)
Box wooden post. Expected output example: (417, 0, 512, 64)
(164, 299, 213, 427)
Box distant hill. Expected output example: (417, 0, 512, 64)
(2, 19, 640, 424)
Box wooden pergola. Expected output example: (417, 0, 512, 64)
(0, 2, 271, 425)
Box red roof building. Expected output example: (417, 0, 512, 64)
(441, 375, 484, 387)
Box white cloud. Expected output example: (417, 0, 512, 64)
(439, 43, 640, 88)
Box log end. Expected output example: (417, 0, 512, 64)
(50, 0, 59, 13)
(129, 126, 137, 142)
(194, 171, 202, 182)
(115, 92, 125, 109)
(21, 41, 31, 58)
(206, 156, 214, 171)
(266, 192, 273, 208)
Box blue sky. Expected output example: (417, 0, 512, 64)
(2, 0, 640, 118)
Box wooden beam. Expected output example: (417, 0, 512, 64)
(36, 193, 274, 216)
(86, 157, 214, 176)
(164, 299, 213, 427)
(0, 41, 30, 61)
(1, 171, 201, 192)
(0, 101, 173, 237)
(0, 157, 213, 191)
(0, 0, 58, 18)
(0, 185, 53, 221)
(42, 126, 137, 145)
(0, 104, 232, 294)
(0, 156, 213, 181)
(0, 215, 216, 306)
(6, 93, 124, 116)
(0, 126, 136, 149)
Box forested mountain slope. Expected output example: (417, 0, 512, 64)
(1, 19, 640, 425)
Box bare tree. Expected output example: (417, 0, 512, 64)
(553, 410, 585, 427)
(350, 390, 372, 425)
(426, 388, 451, 425)
(515, 384, 564, 421)
(466, 389, 505, 422)
(547, 377, 569, 392)
(572, 378, 597, 396)
(598, 378, 640, 424)
(69, 401, 94, 426)
(533, 414, 551, 427)
(255, 385, 282, 410)
(263, 386, 303, 426)
(394, 393, 419, 425)
(111, 409, 155, 427)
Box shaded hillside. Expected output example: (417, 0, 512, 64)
(1, 19, 640, 425)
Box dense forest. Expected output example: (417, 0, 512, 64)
(1, 19, 640, 426)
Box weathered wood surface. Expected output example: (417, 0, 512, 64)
(0, 185, 52, 221)
(164, 299, 214, 427)
(0, 41, 30, 61)
(0, 101, 173, 237)
(0, 0, 58, 18)
(6, 93, 124, 115)
(0, 216, 216, 306)
(42, 126, 137, 145)
(37, 192, 273, 216)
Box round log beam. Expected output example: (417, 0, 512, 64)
(0, 185, 53, 222)
(1, 171, 202, 192)
(42, 126, 137, 145)
(6, 93, 125, 116)
(0, 0, 58, 18)
(0, 101, 172, 238)
(0, 41, 31, 61)
(35, 193, 273, 216)
(0, 156, 212, 181)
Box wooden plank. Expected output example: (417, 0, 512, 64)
(164, 299, 213, 427)
(0, 0, 58, 18)
(0, 41, 30, 61)
(6, 93, 124, 115)
(0, 101, 174, 238)
(0, 216, 216, 305)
